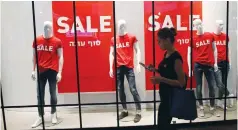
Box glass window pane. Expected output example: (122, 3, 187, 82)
(226, 1, 237, 120)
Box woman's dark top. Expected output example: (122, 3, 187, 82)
(158, 51, 183, 102)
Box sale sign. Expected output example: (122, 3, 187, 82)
(144, 1, 202, 90)
(52, 1, 114, 93)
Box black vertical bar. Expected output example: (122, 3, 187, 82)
(189, 1, 193, 124)
(112, 1, 120, 127)
(224, 1, 229, 121)
(31, 1, 45, 129)
(1, 87, 7, 130)
(152, 1, 156, 126)
(72, 1, 83, 128)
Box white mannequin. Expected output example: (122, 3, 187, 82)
(109, 19, 141, 77)
(214, 20, 231, 67)
(187, 19, 218, 77)
(31, 21, 64, 127)
(31, 21, 64, 82)
(214, 20, 234, 108)
(187, 19, 219, 116)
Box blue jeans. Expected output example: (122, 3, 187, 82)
(37, 69, 58, 116)
(194, 63, 215, 107)
(214, 69, 230, 98)
(117, 66, 141, 111)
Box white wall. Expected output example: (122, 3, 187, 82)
(1, 1, 237, 110)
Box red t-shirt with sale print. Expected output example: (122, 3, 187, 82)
(213, 32, 229, 62)
(111, 33, 138, 68)
(32, 35, 62, 72)
(192, 32, 215, 67)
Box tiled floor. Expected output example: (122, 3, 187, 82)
(1, 104, 237, 130)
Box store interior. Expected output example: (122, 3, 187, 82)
(1, 1, 237, 130)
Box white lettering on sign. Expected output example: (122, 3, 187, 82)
(116, 42, 130, 48)
(37, 45, 53, 51)
(215, 40, 226, 46)
(57, 16, 112, 33)
(69, 40, 101, 47)
(148, 13, 200, 31)
(177, 39, 190, 45)
(196, 40, 211, 47)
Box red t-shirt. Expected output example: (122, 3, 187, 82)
(111, 33, 138, 68)
(192, 32, 215, 66)
(32, 35, 62, 72)
(213, 32, 229, 62)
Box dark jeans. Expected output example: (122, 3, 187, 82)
(194, 63, 215, 107)
(214, 70, 230, 98)
(37, 69, 58, 116)
(117, 65, 141, 111)
(218, 61, 230, 87)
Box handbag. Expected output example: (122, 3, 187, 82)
(170, 74, 198, 120)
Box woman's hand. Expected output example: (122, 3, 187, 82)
(148, 64, 157, 72)
(150, 76, 163, 84)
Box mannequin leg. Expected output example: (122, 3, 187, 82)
(117, 66, 129, 120)
(47, 69, 58, 115)
(214, 70, 226, 98)
(203, 66, 215, 108)
(47, 69, 58, 124)
(194, 63, 204, 106)
(37, 72, 47, 116)
(32, 71, 47, 128)
(125, 67, 141, 111)
(218, 61, 233, 107)
(117, 66, 126, 110)
(218, 61, 230, 96)
(125, 67, 142, 123)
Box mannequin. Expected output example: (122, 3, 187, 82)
(109, 19, 142, 123)
(187, 19, 219, 117)
(213, 20, 234, 108)
(31, 21, 64, 128)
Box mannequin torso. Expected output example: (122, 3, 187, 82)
(109, 19, 141, 77)
(187, 19, 218, 77)
(213, 20, 231, 64)
(32, 21, 64, 82)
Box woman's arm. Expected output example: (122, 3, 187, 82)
(160, 59, 186, 88)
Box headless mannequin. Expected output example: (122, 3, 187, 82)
(187, 19, 218, 116)
(214, 20, 231, 67)
(214, 20, 234, 108)
(31, 21, 64, 127)
(32, 21, 64, 81)
(187, 19, 218, 77)
(109, 20, 141, 76)
(109, 19, 142, 123)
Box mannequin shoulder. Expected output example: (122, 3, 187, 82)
(52, 36, 62, 43)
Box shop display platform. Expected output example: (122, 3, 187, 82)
(1, 104, 237, 130)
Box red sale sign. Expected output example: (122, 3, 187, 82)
(52, 2, 114, 93)
(144, 2, 202, 90)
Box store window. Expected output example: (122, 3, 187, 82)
(1, 1, 237, 130)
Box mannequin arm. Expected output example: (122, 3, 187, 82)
(134, 42, 141, 66)
(134, 42, 141, 73)
(32, 49, 36, 71)
(109, 46, 115, 70)
(212, 42, 218, 71)
(212, 42, 218, 65)
(187, 47, 192, 77)
(229, 43, 231, 66)
(57, 48, 64, 74)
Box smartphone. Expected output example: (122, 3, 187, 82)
(139, 62, 158, 72)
